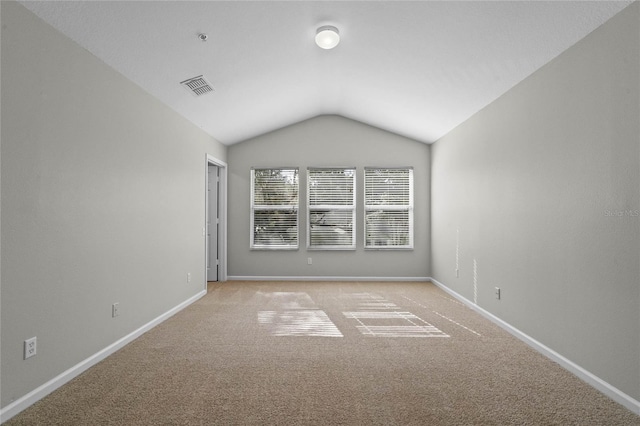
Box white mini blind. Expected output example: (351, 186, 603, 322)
(364, 168, 413, 249)
(251, 168, 299, 249)
(308, 168, 356, 249)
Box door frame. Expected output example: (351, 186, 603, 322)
(205, 154, 228, 285)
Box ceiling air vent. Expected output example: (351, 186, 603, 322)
(180, 75, 214, 97)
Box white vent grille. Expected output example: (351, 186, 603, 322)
(180, 75, 214, 97)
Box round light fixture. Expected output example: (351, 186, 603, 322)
(315, 25, 340, 49)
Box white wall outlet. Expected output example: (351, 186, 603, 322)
(112, 303, 120, 317)
(495, 287, 501, 300)
(307, 258, 312, 265)
(187, 272, 191, 283)
(24, 337, 37, 360)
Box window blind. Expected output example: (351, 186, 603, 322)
(364, 168, 413, 249)
(251, 168, 299, 249)
(308, 168, 356, 249)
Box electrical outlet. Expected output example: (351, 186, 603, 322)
(307, 258, 313, 265)
(495, 287, 501, 300)
(24, 337, 37, 360)
(112, 303, 120, 317)
(187, 272, 191, 283)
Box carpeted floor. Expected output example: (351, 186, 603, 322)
(6, 281, 640, 425)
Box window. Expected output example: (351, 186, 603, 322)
(365, 168, 413, 249)
(251, 168, 299, 249)
(307, 168, 356, 249)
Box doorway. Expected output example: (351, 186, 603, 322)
(206, 155, 227, 285)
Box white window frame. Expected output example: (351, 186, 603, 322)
(250, 167, 299, 250)
(307, 167, 356, 250)
(364, 167, 414, 250)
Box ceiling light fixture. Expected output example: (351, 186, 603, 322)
(315, 25, 340, 49)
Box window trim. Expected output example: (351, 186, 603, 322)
(364, 167, 414, 250)
(250, 167, 299, 250)
(307, 167, 357, 251)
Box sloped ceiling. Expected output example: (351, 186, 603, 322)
(19, 1, 632, 145)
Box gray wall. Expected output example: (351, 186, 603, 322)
(228, 115, 430, 279)
(431, 2, 639, 401)
(1, 2, 226, 408)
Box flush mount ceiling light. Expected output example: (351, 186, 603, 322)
(315, 25, 340, 49)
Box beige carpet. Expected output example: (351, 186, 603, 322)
(6, 281, 640, 425)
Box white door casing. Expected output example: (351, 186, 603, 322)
(207, 164, 219, 281)
(205, 154, 227, 284)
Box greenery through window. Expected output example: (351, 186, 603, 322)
(251, 168, 299, 249)
(365, 168, 414, 249)
(307, 168, 356, 249)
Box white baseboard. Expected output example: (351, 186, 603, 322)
(428, 277, 640, 415)
(0, 290, 207, 424)
(227, 276, 430, 282)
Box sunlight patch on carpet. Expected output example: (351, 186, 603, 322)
(401, 295, 481, 336)
(258, 310, 343, 337)
(341, 292, 399, 310)
(343, 311, 450, 338)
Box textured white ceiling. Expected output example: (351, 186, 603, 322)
(20, 1, 632, 144)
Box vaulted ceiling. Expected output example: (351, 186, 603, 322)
(20, 1, 632, 145)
